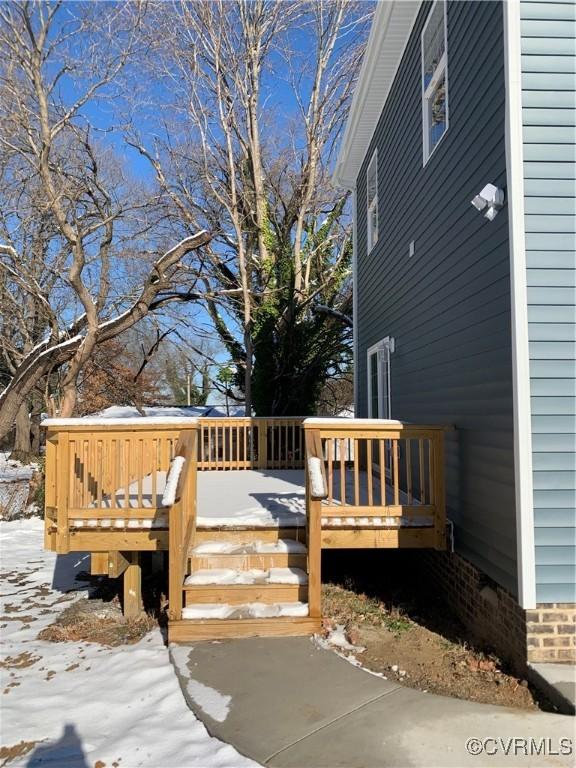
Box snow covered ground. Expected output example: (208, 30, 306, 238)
(0, 452, 37, 521)
(0, 519, 258, 768)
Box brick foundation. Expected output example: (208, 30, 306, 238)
(526, 604, 576, 663)
(418, 550, 576, 673)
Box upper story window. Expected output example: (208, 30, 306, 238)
(422, 0, 448, 164)
(366, 150, 378, 252)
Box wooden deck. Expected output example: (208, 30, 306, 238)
(42, 416, 448, 637)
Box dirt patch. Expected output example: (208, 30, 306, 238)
(0, 740, 41, 766)
(38, 597, 157, 646)
(322, 583, 539, 711)
(0, 652, 41, 669)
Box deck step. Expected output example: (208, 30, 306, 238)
(191, 552, 307, 570)
(184, 583, 308, 605)
(185, 567, 308, 586)
(194, 527, 306, 544)
(191, 539, 307, 555)
(181, 601, 310, 620)
(189, 538, 308, 571)
(169, 616, 321, 642)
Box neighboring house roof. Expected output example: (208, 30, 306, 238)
(333, 1, 421, 189)
(81, 405, 247, 420)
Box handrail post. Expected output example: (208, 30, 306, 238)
(433, 430, 446, 549)
(168, 429, 198, 621)
(257, 419, 268, 469)
(304, 427, 325, 621)
(307, 497, 322, 619)
(168, 499, 184, 621)
(56, 430, 70, 554)
(44, 432, 57, 549)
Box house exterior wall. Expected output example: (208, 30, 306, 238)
(520, 0, 576, 605)
(354, 1, 519, 594)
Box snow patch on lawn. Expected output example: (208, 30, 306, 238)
(0, 519, 257, 767)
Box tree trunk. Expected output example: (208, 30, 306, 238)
(59, 384, 78, 418)
(244, 330, 253, 416)
(10, 403, 32, 462)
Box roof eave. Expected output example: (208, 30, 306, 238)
(333, 1, 422, 190)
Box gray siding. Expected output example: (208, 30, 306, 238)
(355, 1, 519, 593)
(521, 0, 576, 604)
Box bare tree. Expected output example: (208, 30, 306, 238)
(0, 2, 211, 443)
(130, 0, 369, 415)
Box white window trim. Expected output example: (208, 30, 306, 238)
(421, 0, 449, 166)
(367, 337, 394, 419)
(366, 149, 378, 252)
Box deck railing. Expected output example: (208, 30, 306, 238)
(197, 417, 305, 470)
(303, 419, 447, 549)
(43, 419, 198, 554)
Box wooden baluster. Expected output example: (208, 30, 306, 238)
(258, 420, 268, 469)
(393, 439, 400, 506)
(111, 439, 118, 510)
(96, 439, 103, 509)
(82, 439, 88, 509)
(56, 431, 70, 554)
(354, 439, 359, 506)
(379, 438, 385, 505)
(428, 439, 434, 504)
(124, 439, 130, 509)
(338, 438, 345, 506)
(367, 439, 373, 506)
(88, 437, 95, 508)
(137, 438, 143, 509)
(433, 431, 446, 549)
(419, 439, 426, 504)
(152, 438, 158, 508)
(327, 439, 333, 503)
(406, 439, 412, 504)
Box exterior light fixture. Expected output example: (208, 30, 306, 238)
(471, 183, 505, 221)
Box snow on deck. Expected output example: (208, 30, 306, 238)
(196, 469, 433, 529)
(71, 469, 433, 530)
(197, 469, 307, 528)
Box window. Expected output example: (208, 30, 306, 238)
(366, 150, 378, 252)
(422, 0, 448, 163)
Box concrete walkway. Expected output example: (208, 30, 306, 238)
(170, 637, 575, 767)
(529, 663, 576, 716)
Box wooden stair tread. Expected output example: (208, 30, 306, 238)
(190, 553, 307, 570)
(191, 538, 307, 555)
(169, 616, 321, 641)
(194, 528, 306, 544)
(184, 567, 308, 586)
(181, 601, 309, 620)
(183, 585, 307, 605)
